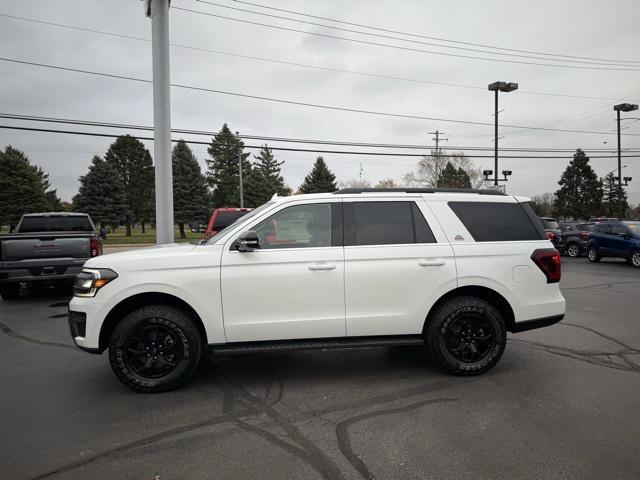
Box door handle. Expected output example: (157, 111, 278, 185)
(308, 263, 336, 271)
(418, 259, 445, 267)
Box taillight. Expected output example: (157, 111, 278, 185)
(90, 238, 100, 257)
(546, 231, 556, 242)
(579, 232, 590, 240)
(531, 248, 561, 283)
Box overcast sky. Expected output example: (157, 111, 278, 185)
(1, 0, 639, 204)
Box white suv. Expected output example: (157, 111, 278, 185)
(69, 188, 565, 392)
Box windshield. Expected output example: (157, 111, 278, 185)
(204, 201, 276, 244)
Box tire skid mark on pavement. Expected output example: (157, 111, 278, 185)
(30, 408, 257, 480)
(216, 369, 347, 480)
(511, 339, 640, 373)
(335, 398, 458, 480)
(48, 301, 69, 308)
(562, 280, 640, 291)
(0, 321, 76, 351)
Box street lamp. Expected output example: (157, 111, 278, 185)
(488, 81, 518, 186)
(613, 103, 637, 218)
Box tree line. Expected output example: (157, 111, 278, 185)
(531, 149, 639, 220)
(2, 131, 638, 234)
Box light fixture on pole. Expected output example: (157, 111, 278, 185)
(613, 103, 637, 218)
(488, 81, 518, 186)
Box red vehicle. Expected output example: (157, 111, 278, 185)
(204, 208, 252, 239)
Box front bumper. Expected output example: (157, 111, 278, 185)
(68, 295, 106, 353)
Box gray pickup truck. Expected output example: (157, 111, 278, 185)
(0, 213, 102, 300)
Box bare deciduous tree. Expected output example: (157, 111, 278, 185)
(402, 150, 483, 188)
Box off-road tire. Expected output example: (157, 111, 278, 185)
(0, 283, 20, 300)
(587, 247, 601, 263)
(108, 305, 203, 393)
(426, 296, 506, 376)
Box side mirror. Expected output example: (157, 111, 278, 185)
(232, 230, 260, 252)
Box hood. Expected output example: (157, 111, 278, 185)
(84, 242, 211, 271)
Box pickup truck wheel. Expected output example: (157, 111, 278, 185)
(631, 252, 640, 268)
(587, 247, 600, 263)
(108, 305, 203, 393)
(0, 283, 20, 300)
(426, 296, 506, 376)
(566, 243, 581, 258)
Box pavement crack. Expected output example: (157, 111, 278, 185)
(335, 398, 458, 480)
(0, 321, 76, 351)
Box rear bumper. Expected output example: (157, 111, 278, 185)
(510, 314, 564, 333)
(0, 260, 86, 283)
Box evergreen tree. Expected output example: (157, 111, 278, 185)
(243, 167, 273, 207)
(104, 135, 154, 236)
(299, 156, 337, 193)
(437, 162, 472, 189)
(206, 124, 251, 208)
(602, 172, 629, 218)
(172, 140, 209, 238)
(73, 155, 130, 228)
(254, 145, 289, 196)
(0, 146, 50, 230)
(554, 149, 603, 219)
(34, 166, 63, 211)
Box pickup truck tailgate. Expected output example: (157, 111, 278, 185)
(1, 236, 91, 261)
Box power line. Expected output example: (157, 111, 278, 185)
(2, 12, 639, 102)
(4, 57, 640, 138)
(173, 6, 640, 71)
(192, 1, 640, 68)
(2, 124, 639, 159)
(230, 0, 640, 66)
(2, 112, 638, 153)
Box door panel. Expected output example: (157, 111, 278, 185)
(220, 201, 345, 342)
(345, 243, 456, 336)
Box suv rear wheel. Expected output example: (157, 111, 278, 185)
(426, 296, 506, 375)
(108, 305, 203, 393)
(587, 247, 600, 263)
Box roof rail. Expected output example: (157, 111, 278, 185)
(334, 188, 506, 196)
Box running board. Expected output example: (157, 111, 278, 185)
(209, 335, 425, 356)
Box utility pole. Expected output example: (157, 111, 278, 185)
(145, 0, 173, 244)
(236, 131, 244, 208)
(428, 130, 447, 187)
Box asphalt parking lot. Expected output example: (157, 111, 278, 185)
(1, 257, 639, 480)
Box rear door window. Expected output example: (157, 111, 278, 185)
(448, 201, 544, 242)
(348, 201, 436, 246)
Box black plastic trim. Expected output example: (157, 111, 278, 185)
(209, 335, 425, 355)
(510, 314, 564, 333)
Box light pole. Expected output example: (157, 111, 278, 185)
(145, 0, 174, 244)
(487, 81, 518, 186)
(236, 131, 244, 208)
(613, 103, 638, 218)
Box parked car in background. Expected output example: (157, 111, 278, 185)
(539, 217, 563, 250)
(587, 221, 640, 267)
(560, 222, 596, 257)
(0, 213, 102, 300)
(69, 188, 565, 392)
(559, 222, 577, 233)
(203, 207, 252, 239)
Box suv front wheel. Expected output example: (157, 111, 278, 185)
(108, 305, 203, 392)
(587, 247, 600, 263)
(426, 296, 506, 375)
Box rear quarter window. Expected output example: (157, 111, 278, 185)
(448, 201, 545, 242)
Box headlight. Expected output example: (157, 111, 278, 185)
(74, 268, 118, 297)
